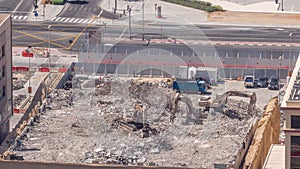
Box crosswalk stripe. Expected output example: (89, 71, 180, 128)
(64, 18, 71, 22)
(87, 20, 93, 24)
(23, 16, 28, 20)
(69, 18, 75, 22)
(77, 19, 84, 23)
(13, 15, 18, 19)
(82, 19, 89, 23)
(55, 17, 62, 21)
(60, 17, 66, 22)
(51, 17, 57, 21)
(73, 19, 80, 22)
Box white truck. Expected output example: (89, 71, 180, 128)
(244, 76, 255, 88)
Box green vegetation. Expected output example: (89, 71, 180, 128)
(52, 0, 65, 5)
(161, 0, 224, 12)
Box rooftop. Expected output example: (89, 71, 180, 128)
(263, 144, 285, 169)
(0, 14, 10, 23)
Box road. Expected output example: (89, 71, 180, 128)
(12, 21, 298, 79)
(12, 21, 300, 49)
(58, 0, 119, 19)
(0, 0, 33, 15)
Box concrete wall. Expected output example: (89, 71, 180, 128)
(0, 160, 206, 169)
(0, 14, 12, 144)
(233, 118, 258, 169)
(243, 97, 280, 169)
(0, 77, 47, 154)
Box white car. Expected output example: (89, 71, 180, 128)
(244, 76, 255, 88)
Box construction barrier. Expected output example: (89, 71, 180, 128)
(12, 66, 29, 72)
(12, 66, 70, 73)
(21, 50, 33, 57)
(13, 108, 26, 114)
(59, 67, 68, 73)
(13, 108, 19, 114)
(38, 67, 50, 72)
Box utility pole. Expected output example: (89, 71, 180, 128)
(48, 25, 51, 73)
(43, 4, 45, 20)
(289, 33, 293, 71)
(142, 1, 145, 41)
(114, 0, 117, 14)
(128, 8, 132, 39)
(281, 0, 284, 11)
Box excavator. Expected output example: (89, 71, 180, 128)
(198, 90, 256, 115)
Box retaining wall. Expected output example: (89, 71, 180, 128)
(243, 97, 280, 169)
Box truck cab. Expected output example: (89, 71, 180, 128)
(244, 76, 255, 88)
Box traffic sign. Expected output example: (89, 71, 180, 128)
(34, 12, 38, 17)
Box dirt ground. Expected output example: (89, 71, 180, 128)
(208, 11, 300, 26)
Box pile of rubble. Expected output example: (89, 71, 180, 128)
(46, 89, 73, 110)
(14, 78, 262, 168)
(13, 94, 27, 107)
(13, 72, 31, 90)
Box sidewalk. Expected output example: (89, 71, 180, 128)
(204, 0, 279, 12)
(24, 0, 294, 26)
(101, 0, 208, 24)
(27, 0, 65, 21)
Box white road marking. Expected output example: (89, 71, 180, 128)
(64, 18, 71, 22)
(119, 27, 127, 39)
(13, 0, 25, 12)
(51, 17, 57, 21)
(69, 18, 75, 22)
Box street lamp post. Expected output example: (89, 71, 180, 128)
(289, 33, 293, 71)
(142, 1, 145, 41)
(48, 25, 51, 70)
(279, 56, 282, 80)
(128, 8, 132, 39)
(278, 55, 282, 105)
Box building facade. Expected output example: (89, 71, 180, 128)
(282, 56, 300, 169)
(0, 14, 12, 143)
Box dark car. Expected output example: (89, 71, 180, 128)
(257, 77, 269, 87)
(268, 76, 279, 90)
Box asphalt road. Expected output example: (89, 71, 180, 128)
(13, 22, 299, 77)
(0, 0, 33, 15)
(58, 0, 119, 19)
(12, 21, 300, 54)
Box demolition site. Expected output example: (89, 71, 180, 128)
(7, 66, 280, 168)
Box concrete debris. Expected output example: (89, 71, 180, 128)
(13, 72, 31, 90)
(13, 94, 27, 107)
(46, 89, 73, 110)
(14, 77, 262, 168)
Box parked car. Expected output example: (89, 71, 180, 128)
(254, 79, 259, 88)
(268, 76, 279, 90)
(257, 77, 269, 88)
(244, 76, 255, 88)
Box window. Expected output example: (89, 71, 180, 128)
(2, 86, 5, 98)
(2, 65, 4, 78)
(291, 116, 300, 129)
(1, 45, 4, 58)
(291, 136, 300, 168)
